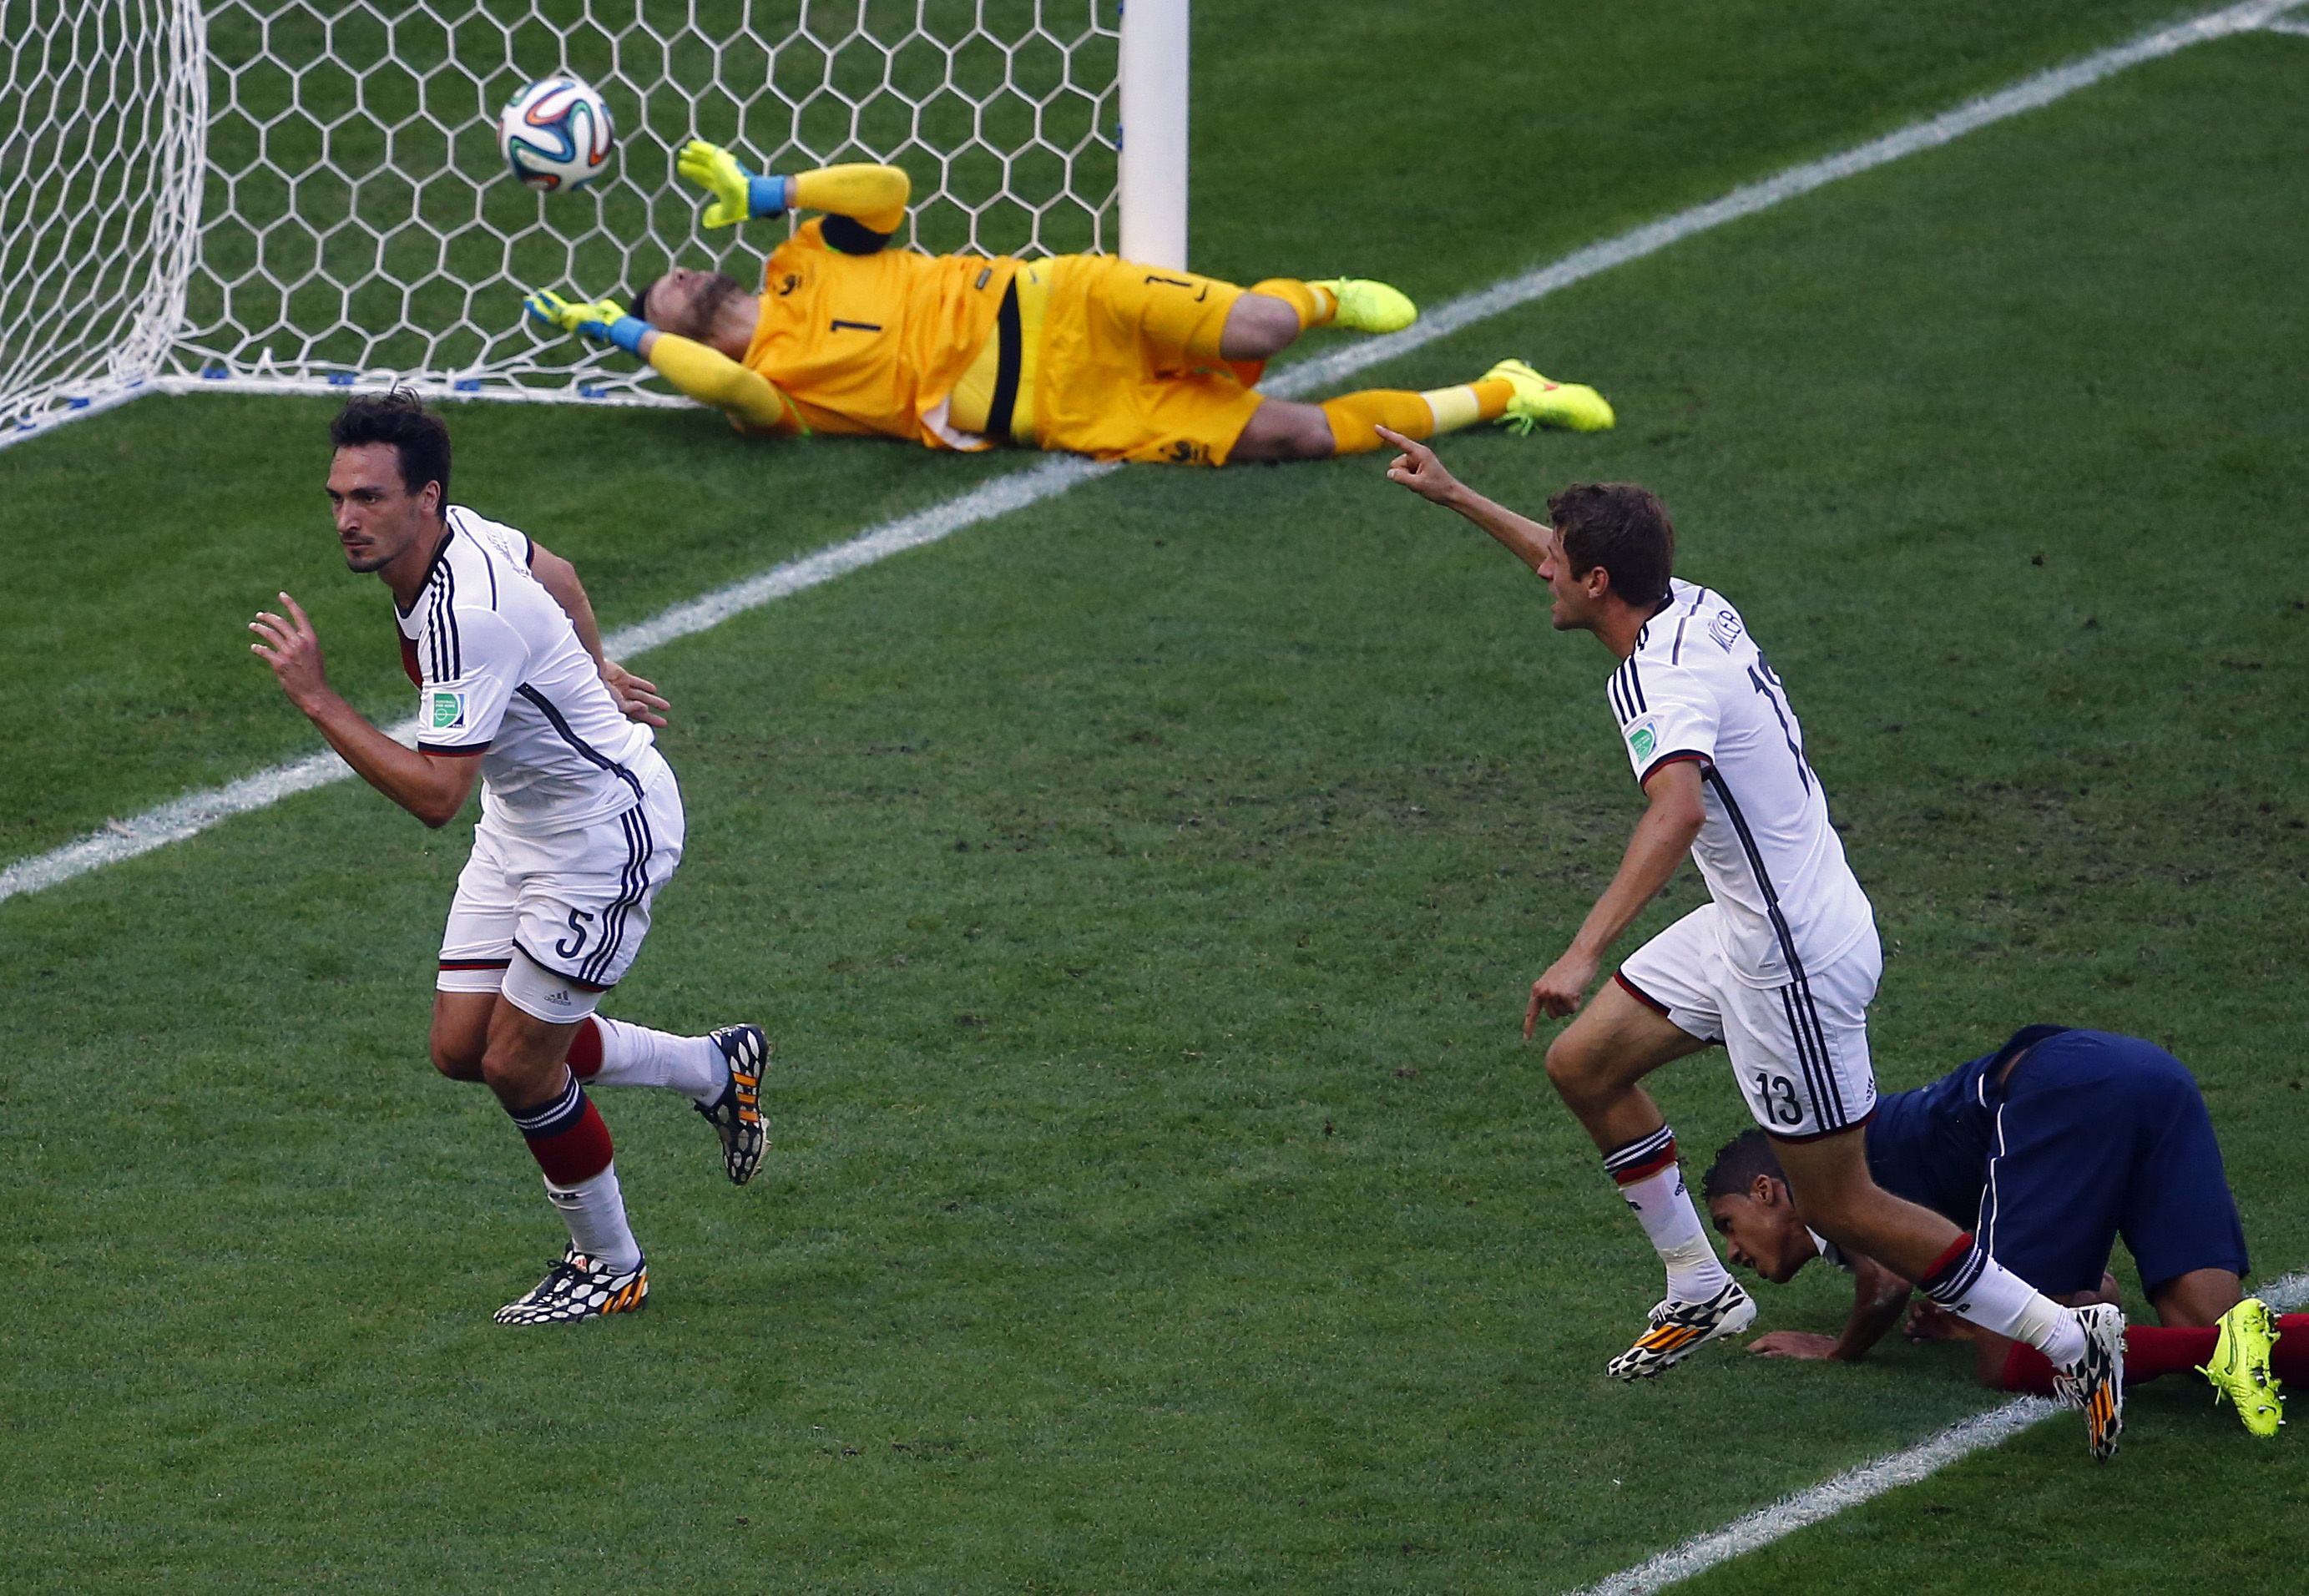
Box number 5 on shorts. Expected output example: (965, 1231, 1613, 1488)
(555, 907, 595, 959)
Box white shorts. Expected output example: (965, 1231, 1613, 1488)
(437, 749, 685, 1015)
(1614, 902, 1881, 1141)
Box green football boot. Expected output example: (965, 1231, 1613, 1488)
(1487, 357, 1616, 434)
(1308, 277, 1418, 334)
(2198, 1296, 2284, 1437)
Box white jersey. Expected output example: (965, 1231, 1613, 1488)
(397, 506, 656, 835)
(1607, 578, 1873, 988)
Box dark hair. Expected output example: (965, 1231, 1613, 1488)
(331, 386, 451, 506)
(630, 270, 745, 337)
(1700, 1128, 1786, 1202)
(1545, 482, 1675, 608)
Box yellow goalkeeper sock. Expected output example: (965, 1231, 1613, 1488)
(1422, 376, 1515, 434)
(1321, 390, 1433, 453)
(1321, 377, 1514, 454)
(1251, 278, 1336, 331)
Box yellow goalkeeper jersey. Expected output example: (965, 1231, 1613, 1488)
(740, 218, 1018, 447)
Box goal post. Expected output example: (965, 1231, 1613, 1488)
(0, 0, 1190, 452)
(1117, 0, 1187, 270)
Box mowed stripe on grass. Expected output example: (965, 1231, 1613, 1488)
(3, 0, 2296, 909)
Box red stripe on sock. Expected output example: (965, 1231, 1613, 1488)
(2279, 1314, 2309, 1381)
(2127, 1325, 2219, 1381)
(2010, 1313, 2305, 1392)
(1611, 1141, 1680, 1186)
(524, 1097, 614, 1185)
(1920, 1231, 1974, 1290)
(2001, 1341, 2058, 1395)
(564, 1015, 604, 1079)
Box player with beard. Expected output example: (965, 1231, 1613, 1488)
(249, 389, 768, 1324)
(519, 143, 1613, 466)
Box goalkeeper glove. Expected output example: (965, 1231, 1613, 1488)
(524, 288, 651, 356)
(678, 139, 793, 228)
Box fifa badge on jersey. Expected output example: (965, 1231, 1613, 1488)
(1628, 721, 1658, 762)
(428, 689, 467, 731)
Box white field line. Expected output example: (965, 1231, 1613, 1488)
(1, 0, 2296, 909)
(0, 457, 1114, 903)
(1268, 0, 2303, 400)
(1569, 1268, 2309, 1596)
(597, 454, 1114, 657)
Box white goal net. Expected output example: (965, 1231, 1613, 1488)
(3, 0, 1169, 450)
(2, 3, 207, 442)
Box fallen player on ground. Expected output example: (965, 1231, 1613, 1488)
(522, 143, 1613, 465)
(1703, 1024, 2294, 1435)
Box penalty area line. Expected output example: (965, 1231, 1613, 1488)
(1569, 1268, 2309, 1596)
(0, 0, 2295, 908)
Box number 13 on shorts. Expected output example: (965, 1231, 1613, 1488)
(1750, 1069, 1806, 1129)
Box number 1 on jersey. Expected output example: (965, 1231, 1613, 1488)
(1746, 654, 1813, 794)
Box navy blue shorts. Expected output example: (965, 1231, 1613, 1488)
(1978, 1030, 2248, 1297)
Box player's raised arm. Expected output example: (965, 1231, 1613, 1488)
(678, 139, 910, 242)
(250, 592, 480, 828)
(522, 287, 804, 441)
(1377, 427, 1555, 572)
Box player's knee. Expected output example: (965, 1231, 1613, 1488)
(1221, 293, 1299, 361)
(477, 1042, 523, 1087)
(477, 1028, 573, 1107)
(1232, 403, 1333, 463)
(427, 1007, 488, 1080)
(428, 1033, 485, 1082)
(1544, 1033, 1606, 1109)
(1295, 411, 1338, 458)
(1278, 405, 1336, 459)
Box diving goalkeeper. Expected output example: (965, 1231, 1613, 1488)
(522, 143, 1614, 467)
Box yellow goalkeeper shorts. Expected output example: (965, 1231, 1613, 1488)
(1029, 255, 1266, 467)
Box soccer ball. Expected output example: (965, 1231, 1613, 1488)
(498, 77, 614, 192)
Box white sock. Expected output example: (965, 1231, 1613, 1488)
(1924, 1240, 2086, 1366)
(544, 1162, 642, 1272)
(590, 1018, 726, 1106)
(2011, 1291, 2087, 1369)
(1422, 383, 1483, 433)
(1619, 1164, 1732, 1301)
(1602, 1125, 1731, 1301)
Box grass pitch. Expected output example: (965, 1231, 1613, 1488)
(4, 4, 2306, 1591)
